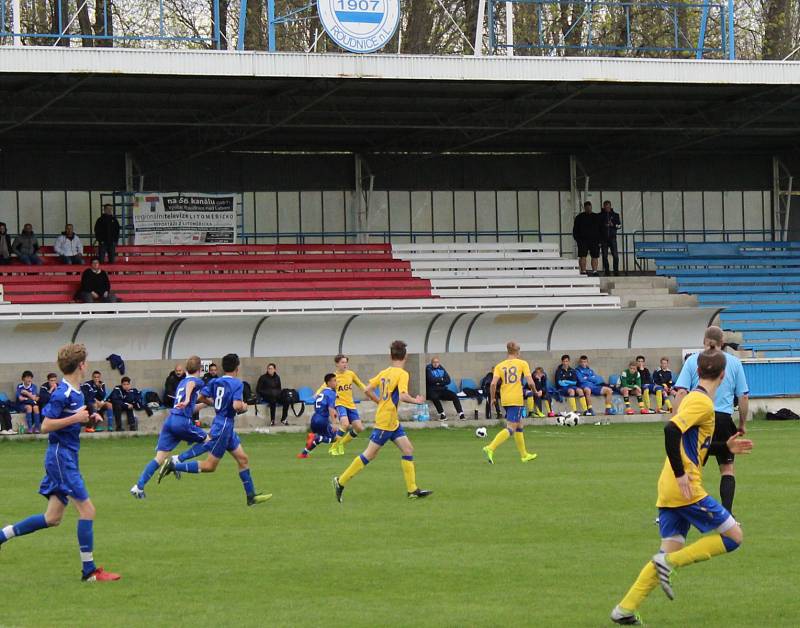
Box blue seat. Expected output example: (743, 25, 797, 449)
(297, 386, 316, 405)
(446, 382, 458, 395)
(460, 378, 478, 392)
(0, 392, 9, 404)
(608, 374, 620, 387)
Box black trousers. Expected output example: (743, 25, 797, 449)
(427, 389, 463, 416)
(264, 399, 289, 423)
(112, 404, 137, 431)
(600, 238, 619, 273)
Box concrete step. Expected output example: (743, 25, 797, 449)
(611, 288, 672, 298)
(629, 295, 697, 308)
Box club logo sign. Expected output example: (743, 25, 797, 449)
(317, 0, 400, 54)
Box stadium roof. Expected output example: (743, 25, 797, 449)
(1, 47, 800, 157)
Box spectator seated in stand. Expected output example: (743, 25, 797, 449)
(554, 354, 589, 414)
(636, 355, 663, 413)
(256, 362, 290, 426)
(110, 376, 152, 431)
(203, 363, 219, 384)
(94, 204, 121, 264)
(425, 356, 465, 422)
(38, 372, 58, 411)
(652, 357, 675, 413)
(82, 370, 115, 432)
(163, 363, 185, 408)
(575, 355, 616, 416)
(77, 258, 119, 303)
(531, 366, 555, 417)
(11, 223, 42, 265)
(16, 370, 41, 433)
(0, 222, 12, 265)
(54, 223, 84, 265)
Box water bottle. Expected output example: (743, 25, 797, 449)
(420, 403, 430, 422)
(473, 408, 479, 421)
(614, 399, 624, 415)
(411, 405, 420, 422)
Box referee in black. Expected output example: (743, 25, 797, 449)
(673, 326, 750, 514)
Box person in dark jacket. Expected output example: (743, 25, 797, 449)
(163, 363, 185, 408)
(94, 204, 121, 264)
(554, 354, 588, 413)
(0, 222, 12, 264)
(82, 370, 114, 432)
(572, 201, 600, 277)
(531, 367, 555, 417)
(203, 362, 219, 384)
(425, 356, 465, 421)
(110, 376, 151, 431)
(11, 223, 42, 265)
(599, 200, 622, 276)
(38, 372, 59, 411)
(77, 258, 118, 303)
(256, 363, 289, 426)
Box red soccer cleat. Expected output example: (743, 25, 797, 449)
(640, 408, 651, 415)
(547, 412, 556, 418)
(625, 408, 635, 415)
(296, 452, 309, 459)
(305, 432, 315, 449)
(82, 567, 121, 582)
(85, 427, 96, 433)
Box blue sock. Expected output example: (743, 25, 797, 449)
(33, 414, 41, 430)
(174, 461, 199, 473)
(137, 459, 160, 489)
(0, 513, 48, 544)
(77, 519, 96, 578)
(106, 409, 114, 424)
(178, 443, 207, 462)
(239, 469, 255, 497)
(25, 411, 32, 430)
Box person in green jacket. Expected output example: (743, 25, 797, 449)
(619, 361, 648, 415)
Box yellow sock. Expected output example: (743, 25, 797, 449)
(667, 535, 728, 567)
(401, 457, 417, 492)
(619, 561, 658, 612)
(656, 390, 663, 409)
(340, 431, 355, 447)
(544, 400, 551, 414)
(666, 397, 673, 411)
(568, 397, 577, 411)
(579, 396, 588, 412)
(487, 427, 511, 451)
(339, 455, 366, 486)
(605, 402, 612, 409)
(513, 430, 528, 457)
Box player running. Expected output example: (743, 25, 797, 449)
(327, 354, 367, 456)
(333, 340, 432, 502)
(482, 341, 538, 464)
(298, 373, 339, 458)
(158, 353, 272, 507)
(130, 355, 209, 498)
(0, 344, 121, 582)
(610, 350, 752, 626)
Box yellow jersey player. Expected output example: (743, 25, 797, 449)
(610, 350, 753, 626)
(327, 354, 367, 456)
(482, 341, 538, 464)
(333, 340, 432, 502)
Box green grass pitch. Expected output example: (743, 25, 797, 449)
(0, 421, 798, 627)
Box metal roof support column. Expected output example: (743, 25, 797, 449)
(695, 0, 709, 59)
(505, 1, 514, 56)
(236, 0, 248, 50)
(268, 0, 276, 51)
(474, 0, 486, 55)
(11, 0, 21, 46)
(727, 0, 735, 60)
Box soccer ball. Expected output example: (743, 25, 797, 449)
(475, 426, 487, 438)
(563, 412, 581, 427)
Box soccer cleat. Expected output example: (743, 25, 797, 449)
(170, 455, 182, 480)
(157, 457, 176, 484)
(85, 427, 95, 433)
(652, 552, 675, 600)
(547, 411, 556, 418)
(438, 413, 447, 422)
(520, 453, 538, 463)
(482, 445, 494, 465)
(584, 409, 595, 417)
(606, 407, 616, 415)
(297, 452, 309, 459)
(82, 567, 121, 582)
(625, 408, 635, 415)
(247, 493, 273, 506)
(333, 476, 344, 503)
(610, 606, 642, 625)
(458, 413, 466, 421)
(129, 485, 146, 499)
(408, 488, 433, 499)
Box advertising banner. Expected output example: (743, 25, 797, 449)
(132, 193, 237, 245)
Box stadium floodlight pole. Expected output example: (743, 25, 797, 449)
(268, 0, 276, 51)
(727, 0, 735, 60)
(12, 0, 21, 46)
(237, 0, 248, 50)
(474, 0, 486, 55)
(505, 1, 514, 56)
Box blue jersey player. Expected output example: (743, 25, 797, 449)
(297, 373, 339, 459)
(0, 344, 121, 582)
(130, 355, 210, 499)
(158, 353, 272, 507)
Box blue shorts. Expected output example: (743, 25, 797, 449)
(643, 384, 663, 393)
(310, 416, 337, 439)
(369, 425, 407, 446)
(156, 414, 208, 452)
(39, 448, 89, 505)
(557, 386, 579, 395)
(18, 400, 37, 409)
(206, 418, 241, 459)
(336, 406, 360, 423)
(589, 385, 607, 396)
(658, 495, 736, 541)
(504, 406, 524, 422)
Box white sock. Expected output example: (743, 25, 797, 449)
(2, 524, 15, 540)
